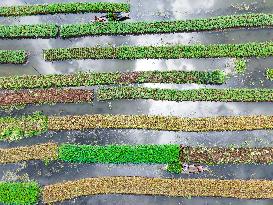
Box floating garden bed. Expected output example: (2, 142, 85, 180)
(43, 42, 273, 61)
(2, 114, 273, 141)
(0, 2, 130, 17)
(43, 177, 273, 202)
(98, 86, 273, 102)
(1, 177, 272, 204)
(0, 50, 27, 64)
(181, 146, 273, 164)
(0, 112, 47, 141)
(0, 24, 58, 39)
(60, 13, 273, 38)
(0, 70, 226, 90)
(1, 143, 273, 168)
(0, 88, 93, 108)
(0, 142, 58, 164)
(0, 181, 40, 205)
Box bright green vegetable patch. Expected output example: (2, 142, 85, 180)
(266, 68, 273, 80)
(0, 50, 27, 64)
(60, 13, 273, 38)
(0, 112, 48, 141)
(0, 181, 40, 205)
(0, 2, 130, 17)
(0, 70, 227, 90)
(0, 24, 58, 39)
(234, 58, 247, 74)
(59, 144, 181, 173)
(43, 42, 273, 61)
(98, 86, 273, 102)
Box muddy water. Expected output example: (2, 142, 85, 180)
(0, 0, 273, 204)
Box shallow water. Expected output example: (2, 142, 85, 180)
(0, 0, 273, 204)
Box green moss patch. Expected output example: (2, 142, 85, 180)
(0, 182, 40, 205)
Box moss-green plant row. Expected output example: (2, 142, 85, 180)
(0, 50, 27, 64)
(60, 13, 273, 38)
(43, 42, 273, 61)
(0, 24, 58, 39)
(98, 86, 273, 102)
(0, 112, 48, 141)
(0, 182, 40, 205)
(0, 70, 227, 90)
(59, 144, 181, 173)
(0, 2, 130, 17)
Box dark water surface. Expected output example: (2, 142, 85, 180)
(0, 0, 273, 204)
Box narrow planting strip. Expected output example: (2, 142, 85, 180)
(59, 144, 181, 173)
(0, 2, 130, 17)
(0, 142, 58, 163)
(180, 146, 273, 164)
(2, 143, 273, 171)
(43, 42, 273, 61)
(0, 70, 227, 90)
(0, 24, 58, 39)
(1, 177, 273, 204)
(0, 112, 47, 141)
(0, 88, 93, 107)
(0, 182, 40, 205)
(47, 114, 273, 132)
(4, 114, 273, 141)
(98, 86, 273, 102)
(43, 177, 273, 203)
(60, 13, 273, 38)
(0, 50, 27, 64)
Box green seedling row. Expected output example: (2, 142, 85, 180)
(0, 2, 130, 17)
(60, 13, 273, 38)
(0, 50, 27, 64)
(0, 182, 40, 205)
(43, 41, 273, 61)
(0, 70, 226, 90)
(0, 24, 58, 39)
(59, 144, 181, 173)
(98, 86, 273, 102)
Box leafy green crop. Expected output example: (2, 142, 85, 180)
(60, 13, 273, 38)
(98, 86, 273, 102)
(0, 50, 27, 64)
(0, 2, 130, 17)
(234, 58, 247, 74)
(0, 24, 58, 39)
(0, 112, 48, 141)
(0, 182, 40, 205)
(59, 144, 180, 173)
(43, 42, 273, 61)
(0, 70, 227, 90)
(266, 68, 273, 80)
